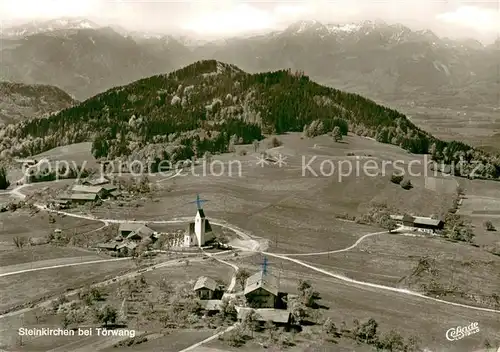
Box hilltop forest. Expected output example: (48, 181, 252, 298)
(0, 60, 498, 178)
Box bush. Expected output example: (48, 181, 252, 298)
(484, 221, 496, 231)
(390, 173, 404, 184)
(269, 137, 282, 148)
(400, 179, 413, 190)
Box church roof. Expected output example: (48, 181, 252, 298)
(197, 208, 206, 218)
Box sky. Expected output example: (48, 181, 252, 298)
(0, 0, 499, 42)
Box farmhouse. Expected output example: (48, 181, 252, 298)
(71, 185, 107, 198)
(59, 193, 99, 204)
(413, 217, 444, 233)
(193, 276, 218, 300)
(244, 270, 279, 309)
(183, 208, 214, 247)
(118, 223, 155, 241)
(391, 214, 444, 233)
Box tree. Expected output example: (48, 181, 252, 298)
(269, 137, 282, 148)
(13, 236, 27, 249)
(379, 214, 398, 232)
(297, 280, 320, 307)
(263, 320, 276, 344)
(332, 126, 342, 142)
(235, 269, 251, 290)
(95, 305, 117, 326)
(378, 330, 405, 351)
(322, 317, 338, 341)
(390, 173, 404, 184)
(0, 166, 10, 190)
(400, 179, 413, 190)
(218, 298, 237, 322)
(225, 325, 246, 347)
(357, 318, 379, 344)
(484, 220, 496, 231)
(242, 309, 259, 338)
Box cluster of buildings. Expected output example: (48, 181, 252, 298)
(390, 214, 444, 234)
(194, 268, 293, 326)
(95, 203, 216, 256)
(96, 223, 160, 255)
(48, 176, 121, 208)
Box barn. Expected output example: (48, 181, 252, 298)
(244, 271, 279, 309)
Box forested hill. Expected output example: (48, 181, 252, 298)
(0, 82, 76, 124)
(0, 60, 498, 178)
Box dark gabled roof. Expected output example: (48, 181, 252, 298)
(194, 276, 217, 291)
(244, 271, 279, 296)
(413, 217, 443, 227)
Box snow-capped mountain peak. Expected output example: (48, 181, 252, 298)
(0, 17, 101, 38)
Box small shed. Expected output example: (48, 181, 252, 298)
(117, 242, 137, 255)
(83, 176, 110, 186)
(194, 276, 218, 300)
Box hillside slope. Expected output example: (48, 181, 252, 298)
(0, 82, 77, 124)
(0, 60, 498, 178)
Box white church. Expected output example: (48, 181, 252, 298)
(183, 207, 215, 247)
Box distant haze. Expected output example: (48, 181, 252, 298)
(1, 0, 499, 43)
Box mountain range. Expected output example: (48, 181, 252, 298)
(0, 18, 498, 109)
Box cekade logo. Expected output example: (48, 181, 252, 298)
(446, 322, 480, 341)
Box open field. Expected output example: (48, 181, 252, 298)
(234, 255, 500, 352)
(79, 134, 456, 256)
(0, 259, 135, 313)
(0, 260, 234, 351)
(0, 209, 103, 243)
(0, 135, 498, 351)
(0, 245, 100, 267)
(293, 232, 500, 308)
